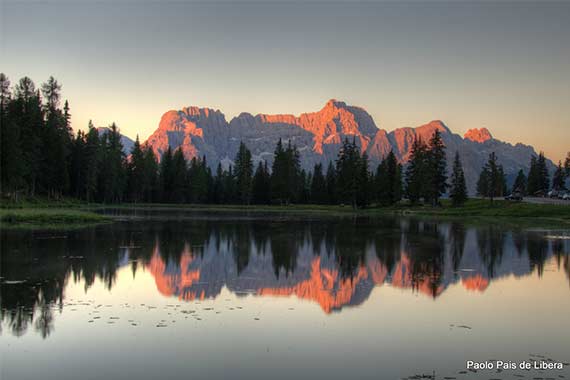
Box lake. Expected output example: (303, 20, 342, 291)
(1, 210, 570, 380)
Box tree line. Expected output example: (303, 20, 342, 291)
(2, 74, 567, 206)
(480, 150, 570, 201)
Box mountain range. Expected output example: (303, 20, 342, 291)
(119, 99, 554, 194)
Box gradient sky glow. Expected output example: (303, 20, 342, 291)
(2, 1, 569, 161)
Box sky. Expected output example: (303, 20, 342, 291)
(1, 0, 569, 162)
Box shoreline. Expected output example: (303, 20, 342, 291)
(1, 199, 569, 229)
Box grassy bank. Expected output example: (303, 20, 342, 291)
(0, 207, 110, 229)
(1, 198, 569, 228)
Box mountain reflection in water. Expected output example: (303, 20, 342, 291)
(1, 216, 569, 338)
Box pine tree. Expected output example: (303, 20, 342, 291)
(335, 138, 369, 208)
(325, 161, 337, 205)
(159, 147, 174, 202)
(405, 137, 427, 204)
(310, 163, 327, 204)
(527, 152, 550, 195)
(286, 141, 301, 204)
(356, 151, 371, 207)
(537, 152, 550, 193)
(84, 122, 100, 202)
(142, 145, 159, 202)
(13, 78, 44, 195)
(127, 136, 145, 202)
(449, 152, 467, 207)
(69, 130, 86, 198)
(188, 156, 208, 203)
(512, 169, 527, 195)
(527, 155, 539, 195)
(565, 152, 570, 177)
(552, 161, 567, 191)
(335, 138, 359, 208)
(41, 76, 70, 198)
(425, 130, 448, 206)
(252, 161, 271, 205)
(100, 123, 126, 203)
(234, 142, 253, 204)
(0, 74, 25, 198)
(270, 139, 300, 205)
(375, 151, 402, 206)
(212, 163, 224, 204)
(477, 152, 505, 203)
(171, 148, 188, 203)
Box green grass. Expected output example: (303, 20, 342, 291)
(1, 198, 569, 229)
(369, 199, 570, 227)
(0, 208, 110, 229)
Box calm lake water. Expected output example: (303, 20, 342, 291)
(1, 210, 570, 380)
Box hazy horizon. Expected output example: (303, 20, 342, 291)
(2, 1, 569, 161)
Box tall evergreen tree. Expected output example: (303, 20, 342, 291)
(0, 74, 25, 197)
(127, 136, 145, 202)
(15, 79, 43, 195)
(552, 161, 567, 191)
(84, 122, 100, 202)
(425, 130, 448, 206)
(234, 142, 253, 204)
(100, 123, 125, 203)
(537, 152, 550, 193)
(477, 152, 506, 203)
(527, 152, 550, 195)
(335, 138, 369, 208)
(375, 151, 402, 205)
(141, 145, 159, 202)
(171, 148, 188, 203)
(252, 161, 271, 205)
(512, 169, 527, 195)
(270, 139, 301, 205)
(310, 163, 327, 204)
(325, 161, 337, 205)
(159, 147, 174, 202)
(449, 152, 467, 207)
(405, 137, 427, 204)
(41, 76, 70, 198)
(188, 156, 208, 203)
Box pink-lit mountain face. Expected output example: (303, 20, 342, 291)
(141, 100, 551, 194)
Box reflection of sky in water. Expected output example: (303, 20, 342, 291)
(1, 217, 569, 380)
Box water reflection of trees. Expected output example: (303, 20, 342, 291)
(1, 217, 567, 338)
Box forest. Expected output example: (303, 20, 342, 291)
(1, 74, 568, 208)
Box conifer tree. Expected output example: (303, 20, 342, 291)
(127, 136, 145, 202)
(160, 147, 174, 202)
(0, 73, 25, 197)
(449, 152, 467, 207)
(405, 137, 427, 204)
(100, 123, 126, 203)
(512, 169, 527, 195)
(252, 161, 271, 205)
(375, 151, 402, 205)
(41, 76, 70, 198)
(552, 161, 567, 191)
(234, 142, 253, 204)
(84, 122, 100, 202)
(477, 152, 506, 203)
(425, 130, 447, 206)
(310, 163, 327, 204)
(325, 161, 337, 205)
(142, 145, 159, 202)
(171, 148, 188, 203)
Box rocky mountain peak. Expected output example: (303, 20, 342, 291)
(464, 127, 493, 143)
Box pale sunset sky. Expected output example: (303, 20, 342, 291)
(1, 1, 569, 161)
